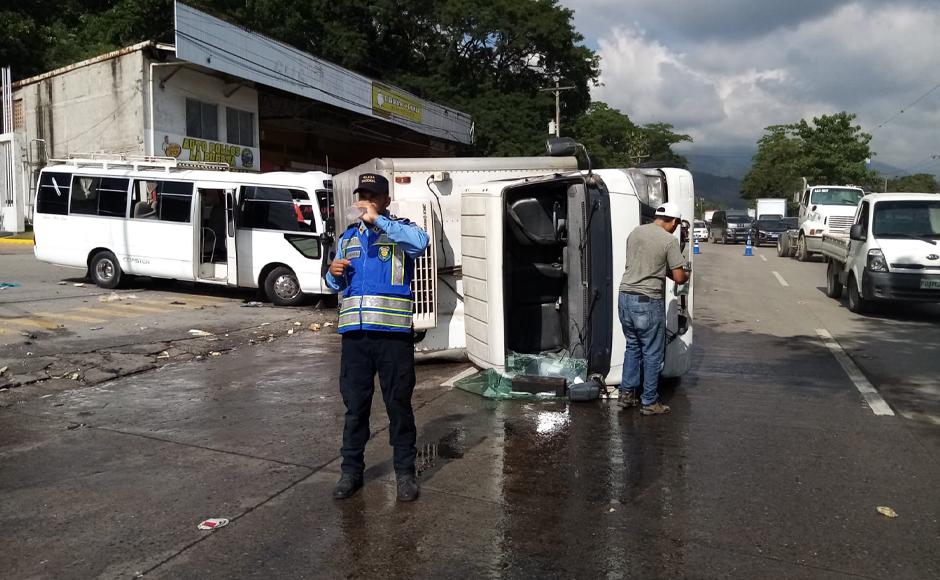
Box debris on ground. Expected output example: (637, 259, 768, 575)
(20, 331, 37, 339)
(66, 423, 87, 430)
(72, 283, 85, 287)
(170, 301, 186, 305)
(99, 293, 137, 302)
(1, 282, 22, 289)
(188, 329, 214, 337)
(209, 351, 222, 357)
(57, 281, 67, 286)
(197, 518, 230, 530)
(309, 323, 321, 332)
(0, 366, 8, 376)
(156, 351, 170, 359)
(323, 322, 334, 328)
(287, 328, 294, 335)
(293, 321, 302, 326)
(26, 352, 33, 357)
(241, 301, 263, 307)
(69, 373, 80, 380)
(89, 326, 103, 331)
(876, 506, 898, 518)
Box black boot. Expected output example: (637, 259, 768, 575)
(333, 473, 363, 499)
(396, 473, 419, 502)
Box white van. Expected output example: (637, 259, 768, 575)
(32, 157, 332, 305)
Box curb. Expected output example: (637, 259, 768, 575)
(0, 238, 33, 246)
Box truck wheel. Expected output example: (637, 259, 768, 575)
(796, 235, 810, 262)
(264, 266, 305, 307)
(777, 236, 791, 257)
(90, 251, 123, 289)
(825, 260, 843, 299)
(847, 274, 869, 314)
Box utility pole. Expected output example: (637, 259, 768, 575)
(539, 80, 575, 137)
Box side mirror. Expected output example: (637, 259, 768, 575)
(849, 223, 866, 241)
(546, 137, 578, 157)
(811, 204, 817, 212)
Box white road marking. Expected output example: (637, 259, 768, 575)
(772, 271, 789, 287)
(442, 367, 477, 387)
(759, 254, 768, 262)
(816, 329, 894, 416)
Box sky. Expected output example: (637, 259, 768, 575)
(561, 0, 940, 177)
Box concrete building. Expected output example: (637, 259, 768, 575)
(0, 2, 472, 233)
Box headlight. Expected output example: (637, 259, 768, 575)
(867, 249, 888, 272)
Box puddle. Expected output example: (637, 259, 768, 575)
(416, 428, 466, 475)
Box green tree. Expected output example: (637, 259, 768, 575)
(742, 112, 875, 200)
(886, 173, 940, 193)
(571, 103, 690, 168)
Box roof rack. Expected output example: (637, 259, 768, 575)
(48, 153, 231, 173)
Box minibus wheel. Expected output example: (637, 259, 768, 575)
(90, 251, 123, 289)
(265, 266, 304, 306)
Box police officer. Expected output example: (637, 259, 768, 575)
(326, 173, 430, 501)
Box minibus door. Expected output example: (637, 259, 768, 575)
(224, 189, 238, 286)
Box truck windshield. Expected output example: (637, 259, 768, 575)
(873, 200, 940, 238)
(810, 188, 863, 206)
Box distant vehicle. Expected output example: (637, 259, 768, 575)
(693, 220, 708, 241)
(778, 182, 865, 261)
(756, 198, 787, 220)
(820, 192, 940, 313)
(749, 217, 788, 246)
(32, 156, 333, 306)
(708, 210, 752, 244)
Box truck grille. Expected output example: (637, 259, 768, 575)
(828, 216, 854, 235)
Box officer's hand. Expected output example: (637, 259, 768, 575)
(355, 201, 381, 224)
(329, 258, 352, 277)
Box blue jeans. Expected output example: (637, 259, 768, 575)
(618, 292, 666, 406)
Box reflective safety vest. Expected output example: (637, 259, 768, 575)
(336, 221, 416, 333)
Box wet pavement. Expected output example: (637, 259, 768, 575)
(1, 243, 939, 579)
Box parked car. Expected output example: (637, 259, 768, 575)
(749, 217, 789, 246)
(693, 220, 708, 241)
(709, 210, 753, 244)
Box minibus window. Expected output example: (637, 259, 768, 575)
(36, 172, 71, 215)
(69, 176, 129, 217)
(239, 186, 314, 232)
(131, 180, 193, 223)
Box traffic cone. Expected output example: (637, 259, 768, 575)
(744, 236, 753, 256)
(693, 238, 701, 254)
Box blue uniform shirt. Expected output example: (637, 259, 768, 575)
(327, 214, 430, 333)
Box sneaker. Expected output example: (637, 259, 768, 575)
(396, 473, 419, 502)
(640, 401, 671, 416)
(617, 390, 638, 408)
(332, 473, 363, 499)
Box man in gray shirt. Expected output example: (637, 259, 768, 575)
(618, 202, 689, 415)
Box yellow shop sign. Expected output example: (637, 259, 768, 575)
(372, 83, 423, 123)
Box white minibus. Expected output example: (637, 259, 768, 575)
(32, 157, 333, 305)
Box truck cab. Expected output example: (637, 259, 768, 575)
(794, 184, 865, 261)
(822, 193, 940, 313)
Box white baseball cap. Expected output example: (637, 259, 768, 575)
(655, 202, 682, 220)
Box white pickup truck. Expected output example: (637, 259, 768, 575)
(821, 193, 940, 313)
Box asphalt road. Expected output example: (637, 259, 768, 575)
(1, 241, 938, 579)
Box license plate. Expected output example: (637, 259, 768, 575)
(920, 279, 940, 290)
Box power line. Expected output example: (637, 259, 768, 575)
(874, 79, 940, 131)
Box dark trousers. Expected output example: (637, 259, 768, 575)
(340, 330, 417, 476)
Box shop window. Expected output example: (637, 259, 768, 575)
(131, 179, 194, 223)
(239, 186, 314, 232)
(226, 107, 254, 147)
(69, 176, 129, 217)
(186, 98, 218, 140)
(36, 171, 71, 215)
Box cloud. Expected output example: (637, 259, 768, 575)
(567, 0, 940, 173)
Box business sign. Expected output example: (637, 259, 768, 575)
(372, 83, 423, 123)
(159, 134, 259, 171)
(174, 2, 471, 144)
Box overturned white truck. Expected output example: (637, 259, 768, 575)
(332, 150, 695, 393)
